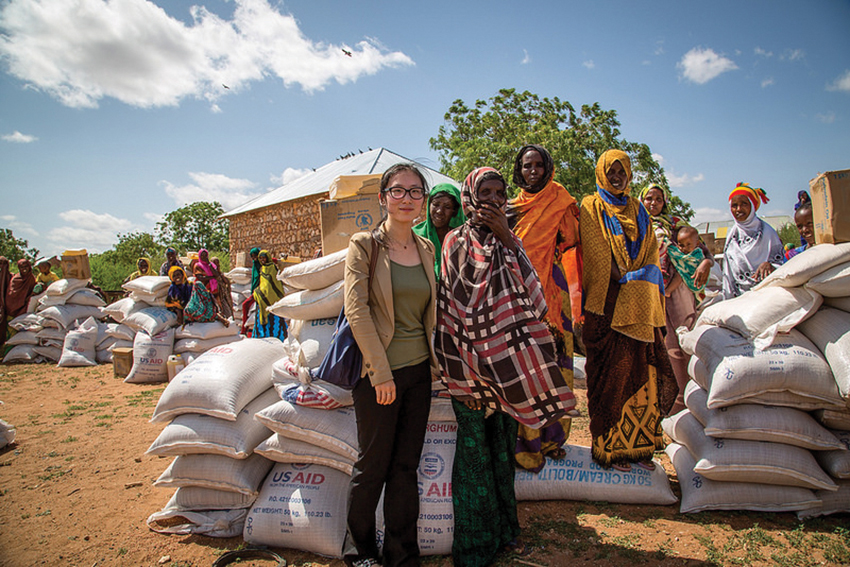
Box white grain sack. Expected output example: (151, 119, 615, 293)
(268, 280, 344, 321)
(122, 275, 171, 295)
(102, 297, 149, 323)
(8, 313, 43, 332)
(694, 286, 822, 350)
(797, 481, 850, 519)
(123, 307, 177, 336)
(279, 249, 347, 291)
(57, 317, 98, 367)
(824, 295, 850, 314)
(2, 345, 38, 363)
(154, 453, 274, 497)
(797, 306, 850, 400)
(226, 267, 252, 285)
(46, 278, 89, 297)
(666, 443, 819, 514)
(0, 418, 16, 449)
(514, 444, 677, 505)
(124, 329, 174, 384)
(806, 261, 850, 297)
(32, 345, 60, 362)
(147, 388, 279, 459)
(254, 434, 355, 475)
(684, 382, 846, 450)
(254, 402, 358, 461)
(173, 334, 242, 354)
(679, 326, 842, 410)
(813, 409, 850, 431)
(244, 463, 349, 557)
(755, 242, 850, 289)
(39, 304, 104, 328)
(6, 331, 38, 346)
(106, 323, 135, 341)
(175, 321, 240, 340)
(162, 486, 256, 511)
(150, 338, 285, 423)
(814, 429, 850, 480)
(662, 410, 837, 491)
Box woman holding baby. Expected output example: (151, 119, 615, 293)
(639, 184, 713, 414)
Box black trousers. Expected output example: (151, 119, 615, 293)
(343, 360, 431, 567)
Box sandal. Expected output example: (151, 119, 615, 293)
(635, 460, 656, 471)
(547, 447, 567, 460)
(612, 463, 632, 472)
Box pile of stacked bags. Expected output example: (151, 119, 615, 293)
(666, 242, 850, 517)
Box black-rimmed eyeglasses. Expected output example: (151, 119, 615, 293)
(384, 186, 426, 200)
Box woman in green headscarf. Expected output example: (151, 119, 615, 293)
(413, 183, 465, 277)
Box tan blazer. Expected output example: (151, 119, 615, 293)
(344, 226, 437, 386)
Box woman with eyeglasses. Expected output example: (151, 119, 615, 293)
(342, 163, 438, 567)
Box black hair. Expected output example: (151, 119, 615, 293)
(512, 144, 554, 191)
(371, 163, 429, 247)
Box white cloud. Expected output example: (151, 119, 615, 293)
(692, 207, 730, 226)
(521, 49, 531, 65)
(2, 130, 37, 143)
(667, 171, 705, 188)
(161, 171, 262, 210)
(827, 70, 850, 93)
(816, 111, 836, 124)
(761, 77, 775, 88)
(46, 209, 139, 253)
(652, 153, 665, 165)
(781, 48, 805, 62)
(270, 167, 312, 188)
(0, 0, 414, 109)
(0, 214, 38, 237)
(582, 60, 595, 70)
(654, 40, 664, 56)
(754, 47, 773, 58)
(678, 47, 738, 84)
(143, 212, 164, 224)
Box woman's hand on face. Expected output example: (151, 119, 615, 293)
(374, 380, 396, 405)
(754, 261, 776, 282)
(694, 259, 712, 288)
(478, 202, 515, 250)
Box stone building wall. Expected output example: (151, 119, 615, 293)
(228, 193, 328, 265)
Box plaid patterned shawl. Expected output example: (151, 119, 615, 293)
(435, 168, 576, 429)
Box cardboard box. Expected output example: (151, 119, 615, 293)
(329, 174, 382, 201)
(714, 237, 726, 255)
(60, 249, 91, 280)
(235, 251, 251, 268)
(810, 169, 850, 244)
(320, 195, 383, 254)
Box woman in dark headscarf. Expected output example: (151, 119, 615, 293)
(508, 143, 582, 472)
(639, 183, 713, 414)
(165, 266, 193, 326)
(412, 183, 465, 277)
(252, 250, 287, 340)
(159, 247, 184, 276)
(5, 259, 36, 320)
(580, 150, 676, 469)
(436, 167, 576, 566)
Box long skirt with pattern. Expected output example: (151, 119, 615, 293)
(451, 399, 520, 567)
(515, 256, 574, 472)
(584, 281, 676, 467)
(253, 310, 287, 341)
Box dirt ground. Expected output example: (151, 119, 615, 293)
(0, 363, 848, 567)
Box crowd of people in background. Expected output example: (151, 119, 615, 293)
(0, 147, 815, 567)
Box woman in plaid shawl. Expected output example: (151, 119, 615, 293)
(436, 167, 576, 566)
(580, 150, 676, 470)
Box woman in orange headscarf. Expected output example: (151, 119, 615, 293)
(580, 150, 676, 469)
(507, 144, 582, 472)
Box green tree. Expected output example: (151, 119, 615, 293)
(155, 202, 229, 252)
(777, 223, 801, 249)
(0, 228, 39, 263)
(89, 232, 162, 290)
(430, 88, 694, 221)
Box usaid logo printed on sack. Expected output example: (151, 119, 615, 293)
(419, 452, 445, 479)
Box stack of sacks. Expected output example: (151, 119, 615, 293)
(57, 316, 100, 367)
(38, 278, 106, 363)
(226, 267, 253, 333)
(146, 338, 286, 537)
(174, 321, 242, 364)
(246, 396, 458, 558)
(269, 249, 347, 325)
(122, 275, 171, 307)
(663, 382, 839, 514)
(3, 314, 44, 363)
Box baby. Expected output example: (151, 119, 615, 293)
(665, 226, 706, 296)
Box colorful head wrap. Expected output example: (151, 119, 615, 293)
(637, 184, 671, 217)
(168, 265, 186, 283)
(461, 167, 505, 219)
(595, 150, 632, 196)
(412, 183, 466, 276)
(728, 182, 769, 212)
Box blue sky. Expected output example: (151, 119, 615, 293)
(1, 0, 848, 257)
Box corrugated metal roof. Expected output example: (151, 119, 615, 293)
(222, 147, 459, 218)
